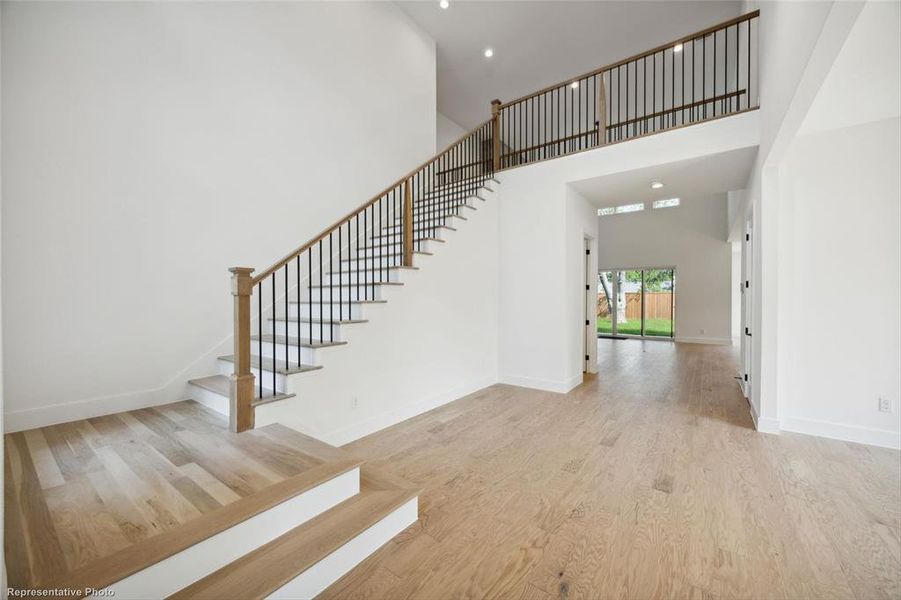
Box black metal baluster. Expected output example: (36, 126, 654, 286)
(284, 264, 288, 373)
(295, 256, 300, 369)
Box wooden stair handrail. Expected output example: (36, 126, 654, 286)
(251, 118, 492, 285)
(498, 9, 759, 110)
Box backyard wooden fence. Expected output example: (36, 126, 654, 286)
(597, 292, 673, 320)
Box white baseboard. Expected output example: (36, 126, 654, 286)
(674, 336, 733, 345)
(780, 416, 901, 450)
(316, 375, 497, 447)
(748, 400, 781, 434)
(5, 337, 231, 432)
(499, 373, 581, 394)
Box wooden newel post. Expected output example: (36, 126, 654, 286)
(403, 178, 413, 267)
(229, 266, 255, 433)
(490, 99, 502, 172)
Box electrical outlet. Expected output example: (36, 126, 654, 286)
(878, 397, 892, 413)
(352, 397, 359, 410)
(700, 328, 706, 335)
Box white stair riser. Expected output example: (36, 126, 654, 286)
(324, 270, 400, 285)
(97, 468, 361, 599)
(358, 240, 436, 258)
(381, 220, 455, 236)
(340, 257, 405, 271)
(305, 285, 383, 303)
(268, 497, 418, 600)
(269, 319, 345, 341)
(289, 302, 364, 320)
(257, 341, 317, 364)
(371, 229, 449, 243)
(188, 383, 230, 416)
(216, 358, 290, 389)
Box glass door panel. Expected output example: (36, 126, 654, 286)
(597, 271, 616, 335)
(617, 270, 643, 336)
(642, 269, 674, 337)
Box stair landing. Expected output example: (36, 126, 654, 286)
(2, 401, 362, 594)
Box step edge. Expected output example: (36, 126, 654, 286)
(43, 458, 363, 597)
(165, 487, 418, 600)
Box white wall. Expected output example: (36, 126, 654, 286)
(596, 195, 734, 345)
(1, 1, 437, 429)
(737, 0, 864, 432)
(497, 111, 759, 391)
(255, 192, 499, 445)
(436, 112, 467, 152)
(736, 0, 900, 445)
(777, 117, 900, 449)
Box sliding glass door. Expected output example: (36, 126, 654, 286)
(597, 267, 675, 339)
(642, 269, 675, 338)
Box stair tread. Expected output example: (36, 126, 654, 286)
(167, 466, 418, 600)
(290, 299, 387, 305)
(361, 238, 444, 249)
(217, 355, 323, 376)
(373, 225, 456, 239)
(251, 335, 348, 348)
(188, 374, 295, 402)
(308, 281, 404, 288)
(53, 455, 362, 596)
(340, 251, 432, 261)
(329, 265, 418, 273)
(269, 317, 369, 324)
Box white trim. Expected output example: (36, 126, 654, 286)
(748, 399, 780, 434)
(499, 373, 582, 394)
(91, 467, 360, 599)
(780, 416, 900, 450)
(269, 497, 418, 599)
(313, 376, 496, 447)
(674, 336, 732, 345)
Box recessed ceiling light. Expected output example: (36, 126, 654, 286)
(674, 43, 683, 53)
(570, 81, 579, 89)
(651, 181, 664, 189)
(484, 48, 494, 58)
(439, 0, 449, 9)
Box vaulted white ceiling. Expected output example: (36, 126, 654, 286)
(397, 0, 742, 129)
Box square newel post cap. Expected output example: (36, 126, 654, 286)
(491, 99, 502, 114)
(229, 267, 255, 295)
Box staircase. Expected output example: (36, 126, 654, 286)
(187, 176, 500, 420)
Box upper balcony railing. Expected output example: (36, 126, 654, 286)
(490, 10, 759, 170)
(225, 10, 760, 431)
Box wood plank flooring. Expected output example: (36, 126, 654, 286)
(3, 400, 350, 591)
(320, 340, 901, 600)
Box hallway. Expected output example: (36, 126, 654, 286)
(323, 340, 901, 599)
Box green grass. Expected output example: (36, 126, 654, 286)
(597, 317, 673, 337)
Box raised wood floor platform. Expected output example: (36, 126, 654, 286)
(3, 400, 360, 594)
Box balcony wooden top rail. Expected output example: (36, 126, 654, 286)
(498, 9, 759, 110)
(251, 118, 492, 285)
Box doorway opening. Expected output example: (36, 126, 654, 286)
(597, 267, 675, 339)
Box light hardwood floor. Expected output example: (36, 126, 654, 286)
(321, 340, 901, 600)
(3, 400, 354, 591)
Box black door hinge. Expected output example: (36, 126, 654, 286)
(585, 284, 590, 290)
(586, 248, 590, 255)
(585, 320, 590, 326)
(744, 373, 748, 381)
(585, 355, 589, 361)
(745, 280, 749, 288)
(746, 233, 750, 241)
